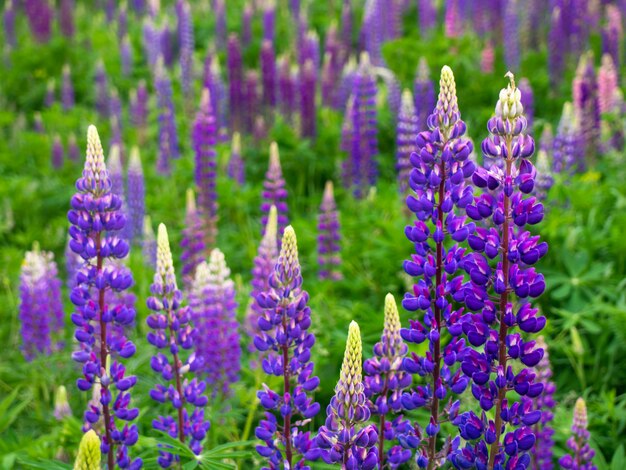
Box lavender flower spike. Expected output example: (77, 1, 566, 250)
(558, 398, 596, 470)
(68, 126, 141, 470)
(254, 226, 320, 469)
(127, 148, 145, 245)
(142, 216, 157, 268)
(180, 189, 205, 289)
(396, 89, 418, 196)
(317, 181, 342, 280)
(227, 132, 245, 185)
(177, 0, 194, 99)
(155, 56, 180, 175)
(529, 336, 556, 469)
(52, 134, 64, 169)
(147, 224, 210, 464)
(261, 142, 289, 237)
(312, 321, 378, 469)
(62, 64, 75, 111)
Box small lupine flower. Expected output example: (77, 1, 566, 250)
(534, 149, 553, 201)
(311, 321, 378, 469)
(160, 20, 174, 67)
(45, 80, 55, 108)
(154, 56, 180, 175)
(189, 250, 241, 397)
(503, 0, 520, 71)
(117, 3, 128, 39)
(3, 1, 16, 49)
(54, 385, 73, 420)
(74, 430, 101, 470)
(94, 60, 110, 119)
(340, 1, 353, 53)
(261, 40, 277, 112)
(451, 73, 546, 470)
(254, 226, 321, 469)
(559, 398, 596, 470)
(317, 181, 342, 280)
(121, 36, 133, 77)
(362, 0, 385, 67)
(262, 0, 276, 43)
(142, 17, 159, 68)
(300, 59, 317, 138)
(147, 224, 210, 462)
(227, 34, 244, 132)
(33, 112, 44, 133)
(414, 58, 436, 131)
(598, 54, 618, 115)
(215, 0, 227, 49)
(68, 126, 141, 470)
(244, 70, 260, 133)
(192, 88, 218, 248)
(130, 81, 149, 144)
(203, 55, 228, 137)
(52, 134, 64, 169)
(384, 70, 402, 119)
(602, 5, 622, 71)
(277, 56, 297, 122)
(127, 148, 145, 245)
(396, 89, 419, 196)
(107, 144, 125, 205)
(299, 30, 320, 71)
(24, 0, 52, 43)
(547, 6, 565, 86)
(227, 132, 245, 185)
(242, 3, 253, 47)
(418, 0, 436, 35)
(444, 0, 462, 38)
(62, 64, 75, 111)
(68, 133, 80, 162)
(177, 0, 194, 98)
(261, 142, 289, 237)
(19, 247, 64, 361)
(519, 78, 534, 130)
(481, 41, 495, 74)
(180, 189, 205, 289)
(364, 294, 412, 468)
(573, 53, 600, 162)
(553, 101, 583, 174)
(142, 216, 157, 268)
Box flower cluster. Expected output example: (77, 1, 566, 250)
(68, 126, 141, 469)
(261, 142, 289, 237)
(127, 148, 145, 245)
(413, 58, 435, 131)
(180, 189, 205, 289)
(176, 0, 194, 98)
(146, 224, 209, 464)
(396, 89, 419, 196)
(227, 131, 245, 185)
(529, 336, 556, 469)
(317, 181, 342, 280)
(559, 398, 597, 470)
(155, 57, 180, 175)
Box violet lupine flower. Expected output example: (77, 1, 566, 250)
(414, 58, 436, 132)
(242, 3, 253, 47)
(189, 249, 241, 397)
(400, 65, 475, 468)
(340, 0, 353, 53)
(104, 0, 116, 23)
(3, 1, 16, 49)
(263, 0, 276, 43)
(143, 216, 157, 268)
(19, 247, 64, 361)
(59, 0, 75, 38)
(519, 78, 534, 130)
(68, 126, 141, 470)
(117, 4, 128, 40)
(180, 189, 205, 289)
(52, 134, 64, 169)
(177, 0, 194, 99)
(146, 224, 210, 463)
(481, 41, 495, 74)
(68, 133, 80, 162)
(95, 61, 110, 119)
(131, 0, 145, 15)
(528, 336, 556, 469)
(45, 80, 55, 108)
(203, 55, 228, 137)
(450, 73, 546, 470)
(300, 31, 320, 71)
(300, 59, 317, 139)
(396, 89, 419, 196)
(160, 20, 174, 67)
(418, 0, 436, 35)
(317, 181, 342, 280)
(573, 53, 600, 162)
(602, 5, 622, 71)
(444, 0, 463, 38)
(227, 34, 244, 132)
(192, 88, 218, 248)
(261, 40, 277, 113)
(107, 145, 125, 206)
(335, 57, 357, 110)
(142, 17, 159, 68)
(121, 36, 133, 77)
(364, 294, 412, 468)
(502, 0, 520, 71)
(534, 149, 553, 201)
(62, 64, 75, 111)
(598, 54, 618, 115)
(24, 0, 52, 43)
(362, 0, 385, 67)
(559, 398, 596, 470)
(261, 142, 289, 237)
(215, 0, 227, 49)
(254, 226, 321, 469)
(277, 57, 297, 123)
(547, 6, 565, 87)
(130, 81, 149, 144)
(244, 71, 260, 133)
(127, 148, 145, 245)
(227, 132, 245, 185)
(552, 102, 581, 174)
(155, 57, 180, 175)
(310, 321, 378, 469)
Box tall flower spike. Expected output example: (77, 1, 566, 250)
(552, 101, 582, 174)
(127, 148, 145, 245)
(261, 39, 277, 113)
(154, 56, 180, 175)
(414, 58, 436, 133)
(451, 72, 547, 470)
(68, 126, 141, 470)
(300, 59, 317, 138)
(52, 134, 64, 169)
(74, 430, 101, 470)
(121, 36, 133, 77)
(312, 321, 378, 469)
(177, 0, 194, 99)
(261, 142, 289, 237)
(396, 89, 419, 196)
(401, 65, 475, 469)
(142, 216, 157, 268)
(180, 189, 205, 289)
(54, 385, 73, 420)
(227, 132, 245, 185)
(95, 61, 110, 119)
(558, 398, 596, 470)
(364, 294, 412, 468)
(130, 81, 149, 145)
(572, 53, 600, 163)
(598, 54, 618, 115)
(227, 34, 244, 132)
(147, 224, 210, 465)
(62, 64, 75, 111)
(317, 181, 342, 280)
(254, 226, 320, 469)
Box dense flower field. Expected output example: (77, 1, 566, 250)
(1, 1, 626, 469)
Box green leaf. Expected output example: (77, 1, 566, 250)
(611, 445, 625, 470)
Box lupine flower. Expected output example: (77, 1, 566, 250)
(384, 70, 402, 119)
(534, 149, 553, 201)
(19, 247, 64, 361)
(503, 0, 520, 71)
(547, 6, 565, 87)
(552, 102, 581, 173)
(277, 57, 297, 123)
(227, 132, 245, 185)
(147, 224, 210, 463)
(62, 64, 75, 111)
(33, 113, 44, 133)
(573, 53, 600, 162)
(261, 142, 289, 237)
(362, 0, 385, 67)
(95, 60, 110, 119)
(558, 398, 596, 470)
(160, 20, 174, 67)
(107, 145, 125, 206)
(419, 0, 436, 35)
(109, 115, 123, 161)
(192, 88, 218, 248)
(189, 249, 241, 397)
(155, 56, 180, 175)
(130, 81, 149, 144)
(602, 5, 622, 71)
(254, 226, 321, 469)
(117, 3, 128, 39)
(52, 135, 64, 169)
(214, 0, 227, 48)
(54, 385, 73, 420)
(24, 0, 52, 43)
(127, 148, 145, 245)
(121, 36, 133, 77)
(300, 59, 317, 138)
(104, 0, 116, 23)
(444, 0, 462, 38)
(142, 17, 159, 68)
(69, 133, 80, 162)
(414, 58, 436, 131)
(261, 40, 277, 112)
(3, 1, 16, 49)
(396, 89, 419, 196)
(242, 3, 253, 47)
(143, 216, 157, 268)
(45, 80, 55, 108)
(317, 181, 342, 280)
(177, 0, 194, 98)
(401, 65, 475, 467)
(263, 0, 276, 43)
(74, 430, 101, 470)
(451, 73, 546, 470)
(299, 30, 320, 71)
(481, 41, 495, 74)
(180, 189, 205, 289)
(203, 55, 228, 137)
(364, 294, 412, 468)
(227, 34, 244, 132)
(244, 70, 260, 133)
(598, 54, 618, 115)
(68, 126, 141, 470)
(519, 78, 534, 130)
(311, 321, 378, 469)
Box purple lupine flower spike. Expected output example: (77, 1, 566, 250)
(68, 133, 80, 162)
(59, 0, 75, 38)
(160, 20, 174, 67)
(261, 142, 289, 237)
(243, 71, 260, 133)
(127, 148, 145, 245)
(117, 3, 128, 40)
(19, 246, 64, 360)
(254, 226, 320, 469)
(155, 56, 180, 175)
(180, 189, 205, 289)
(142, 17, 159, 68)
(242, 3, 253, 47)
(203, 56, 228, 138)
(396, 89, 419, 196)
(552, 102, 581, 174)
(227, 132, 245, 185)
(317, 181, 342, 280)
(52, 134, 64, 169)
(529, 336, 556, 469)
(189, 249, 241, 397)
(573, 53, 600, 163)
(95, 60, 110, 119)
(33, 113, 44, 133)
(300, 59, 317, 138)
(130, 80, 149, 145)
(598, 54, 618, 115)
(364, 294, 413, 468)
(444, 0, 463, 38)
(503, 0, 520, 71)
(519, 78, 534, 130)
(142, 216, 157, 268)
(192, 88, 218, 249)
(481, 41, 495, 74)
(559, 398, 596, 470)
(534, 148, 553, 201)
(418, 0, 436, 36)
(311, 321, 378, 469)
(548, 6, 565, 87)
(3, 1, 16, 49)
(261, 40, 277, 115)
(277, 56, 297, 123)
(215, 0, 227, 49)
(68, 126, 141, 470)
(401, 65, 475, 467)
(121, 36, 133, 77)
(602, 5, 622, 71)
(24, 0, 52, 43)
(177, 0, 194, 99)
(45, 80, 55, 108)
(107, 145, 125, 207)
(227, 34, 244, 132)
(62, 64, 75, 111)
(414, 58, 436, 132)
(263, 0, 276, 43)
(147, 224, 210, 465)
(451, 73, 547, 469)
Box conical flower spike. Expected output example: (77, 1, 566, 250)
(74, 430, 101, 470)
